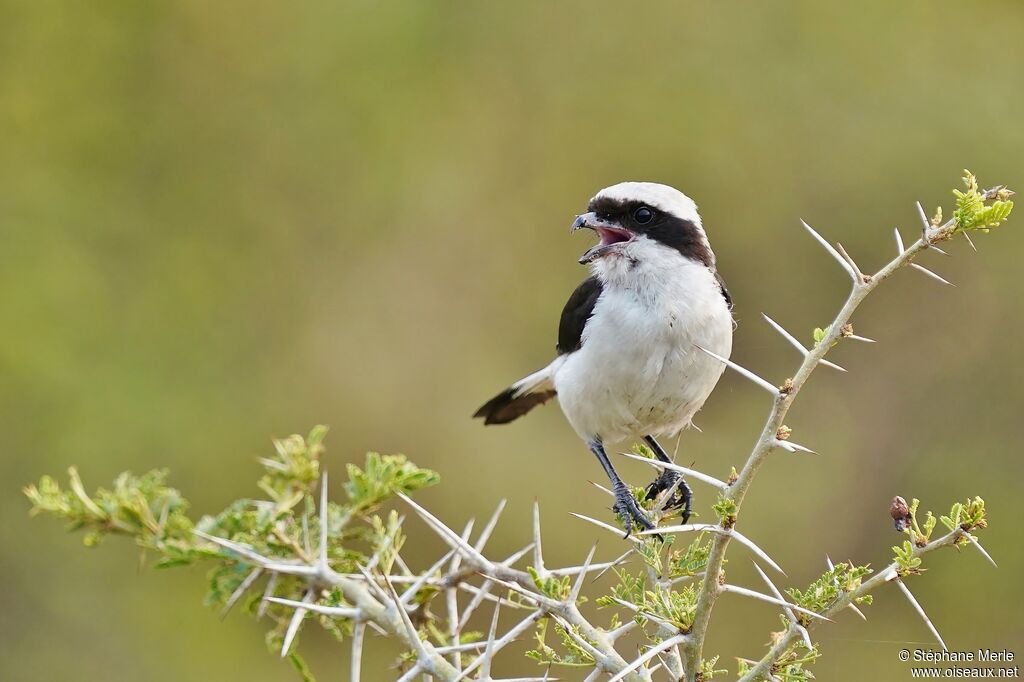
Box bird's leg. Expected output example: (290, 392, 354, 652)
(643, 435, 693, 524)
(587, 438, 654, 537)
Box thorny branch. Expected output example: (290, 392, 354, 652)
(24, 172, 1012, 680)
(680, 175, 1011, 680)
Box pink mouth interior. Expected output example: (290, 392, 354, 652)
(596, 227, 634, 246)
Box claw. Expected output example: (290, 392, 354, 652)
(612, 484, 655, 539)
(644, 469, 693, 523)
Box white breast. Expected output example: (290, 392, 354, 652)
(552, 241, 733, 443)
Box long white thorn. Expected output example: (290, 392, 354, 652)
(458, 583, 531, 609)
(318, 472, 329, 569)
(478, 599, 503, 679)
(762, 313, 811, 355)
(753, 562, 812, 650)
(475, 499, 507, 552)
(774, 439, 817, 455)
(964, 533, 998, 568)
(695, 344, 780, 396)
(835, 242, 864, 282)
(894, 227, 906, 255)
(260, 561, 319, 578)
(619, 452, 728, 490)
(434, 641, 488, 655)
(355, 563, 391, 602)
(551, 548, 632, 578)
(610, 597, 679, 630)
(608, 619, 638, 642)
(453, 610, 545, 682)
(502, 543, 535, 567)
(383, 573, 432, 662)
(197, 531, 319, 578)
(819, 358, 847, 373)
(533, 500, 546, 574)
(257, 572, 279, 619)
(569, 512, 643, 545)
(266, 596, 360, 619)
(916, 201, 932, 241)
(802, 219, 859, 282)
(476, 574, 546, 608)
(608, 633, 688, 682)
(451, 519, 475, 573)
(395, 664, 423, 682)
(720, 584, 831, 622)
(220, 567, 262, 619)
(398, 493, 491, 567)
(894, 578, 947, 651)
(193, 529, 269, 565)
(569, 545, 597, 603)
(847, 333, 876, 343)
(589, 549, 634, 582)
(637, 524, 785, 575)
(401, 549, 456, 605)
(550, 615, 605, 663)
(761, 314, 846, 372)
(910, 262, 955, 287)
(458, 580, 494, 632)
(447, 585, 462, 669)
(963, 230, 978, 251)
(280, 589, 314, 657)
(351, 622, 366, 682)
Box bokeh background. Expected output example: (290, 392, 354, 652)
(2, 2, 1022, 680)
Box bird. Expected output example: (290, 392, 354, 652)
(473, 181, 734, 535)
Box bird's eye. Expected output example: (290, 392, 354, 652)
(633, 206, 654, 224)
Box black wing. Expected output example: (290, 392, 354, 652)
(473, 384, 556, 424)
(557, 276, 603, 355)
(714, 270, 733, 309)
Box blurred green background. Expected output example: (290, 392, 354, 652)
(2, 2, 1022, 680)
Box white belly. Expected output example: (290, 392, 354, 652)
(552, 258, 733, 443)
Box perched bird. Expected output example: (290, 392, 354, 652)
(474, 182, 734, 534)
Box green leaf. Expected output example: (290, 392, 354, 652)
(528, 566, 571, 601)
(953, 170, 1014, 232)
(786, 561, 872, 622)
(712, 495, 737, 525)
(344, 452, 439, 514)
(25, 426, 445, 677)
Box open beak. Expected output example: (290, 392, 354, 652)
(570, 212, 635, 264)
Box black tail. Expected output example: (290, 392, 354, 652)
(473, 386, 556, 425)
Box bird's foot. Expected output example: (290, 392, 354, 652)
(612, 483, 656, 538)
(644, 470, 693, 524)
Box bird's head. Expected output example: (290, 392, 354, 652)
(570, 182, 713, 269)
